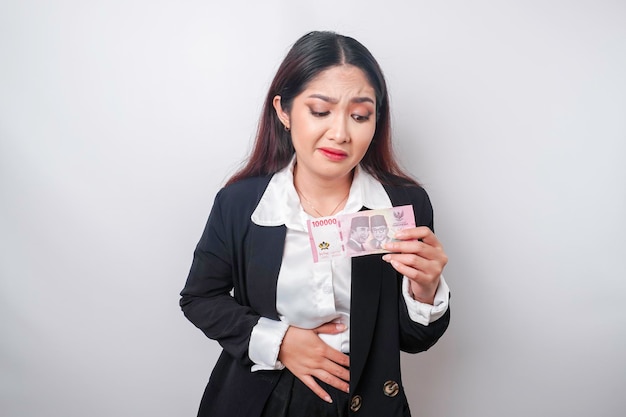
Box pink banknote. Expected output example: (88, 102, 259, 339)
(307, 205, 416, 263)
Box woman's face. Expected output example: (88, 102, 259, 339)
(274, 65, 377, 184)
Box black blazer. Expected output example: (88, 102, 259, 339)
(180, 175, 450, 417)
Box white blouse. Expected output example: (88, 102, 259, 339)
(248, 161, 449, 371)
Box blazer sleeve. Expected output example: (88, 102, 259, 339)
(390, 183, 451, 353)
(399, 295, 450, 353)
(179, 188, 259, 366)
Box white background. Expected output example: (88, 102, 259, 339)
(1, 1, 625, 416)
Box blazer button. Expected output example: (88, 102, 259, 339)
(350, 395, 362, 412)
(383, 380, 399, 397)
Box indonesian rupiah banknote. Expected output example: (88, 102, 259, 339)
(307, 205, 416, 263)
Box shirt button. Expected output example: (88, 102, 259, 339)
(383, 380, 399, 397)
(350, 395, 362, 412)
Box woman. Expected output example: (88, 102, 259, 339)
(180, 31, 450, 417)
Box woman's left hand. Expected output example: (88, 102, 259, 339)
(382, 226, 447, 305)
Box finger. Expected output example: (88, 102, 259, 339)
(382, 254, 442, 280)
(384, 255, 424, 277)
(314, 322, 347, 335)
(300, 375, 334, 403)
(395, 226, 441, 246)
(325, 359, 350, 384)
(313, 368, 350, 394)
(384, 240, 443, 261)
(326, 350, 350, 368)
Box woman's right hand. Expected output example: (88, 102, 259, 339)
(277, 322, 350, 403)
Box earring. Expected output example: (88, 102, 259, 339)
(284, 125, 290, 132)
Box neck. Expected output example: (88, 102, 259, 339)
(293, 165, 353, 199)
(293, 164, 353, 217)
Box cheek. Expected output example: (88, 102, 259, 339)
(291, 120, 323, 143)
(354, 126, 376, 153)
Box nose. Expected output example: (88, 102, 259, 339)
(328, 114, 350, 143)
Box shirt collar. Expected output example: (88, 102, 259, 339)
(251, 158, 392, 229)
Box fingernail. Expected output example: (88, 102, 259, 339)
(336, 323, 347, 331)
(325, 395, 333, 403)
(382, 254, 391, 262)
(394, 231, 405, 239)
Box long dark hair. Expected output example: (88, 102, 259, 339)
(225, 31, 417, 187)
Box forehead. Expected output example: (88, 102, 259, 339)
(302, 65, 376, 101)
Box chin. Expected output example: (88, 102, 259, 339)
(320, 167, 354, 181)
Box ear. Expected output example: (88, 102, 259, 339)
(272, 95, 290, 130)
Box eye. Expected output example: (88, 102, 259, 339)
(310, 110, 330, 117)
(352, 113, 371, 122)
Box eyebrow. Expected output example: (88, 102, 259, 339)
(307, 94, 375, 105)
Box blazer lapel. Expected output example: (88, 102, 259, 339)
(245, 223, 287, 320)
(349, 254, 383, 390)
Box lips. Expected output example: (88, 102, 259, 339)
(318, 147, 348, 161)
